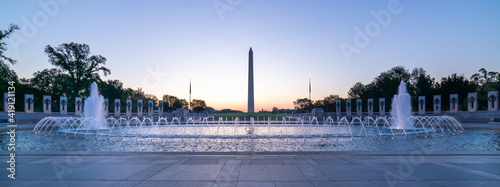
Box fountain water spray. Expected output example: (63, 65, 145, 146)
(391, 80, 413, 129)
(82, 82, 107, 129)
(33, 80, 464, 143)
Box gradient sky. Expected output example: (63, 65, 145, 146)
(1, 0, 499, 112)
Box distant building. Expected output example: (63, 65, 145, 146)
(258, 109, 270, 113)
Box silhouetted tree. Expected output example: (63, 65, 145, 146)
(409, 68, 436, 110)
(410, 68, 435, 96)
(0, 62, 18, 92)
(191, 99, 206, 112)
(162, 94, 190, 111)
(191, 99, 206, 108)
(348, 82, 366, 99)
(294, 98, 313, 113)
(436, 73, 477, 110)
(0, 24, 20, 100)
(0, 24, 19, 64)
(172, 99, 188, 110)
(44, 42, 111, 97)
(312, 94, 340, 112)
(30, 68, 73, 96)
(471, 68, 499, 87)
(271, 107, 279, 114)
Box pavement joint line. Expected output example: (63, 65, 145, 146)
(286, 163, 312, 183)
(214, 163, 226, 182)
(357, 158, 425, 181)
(294, 162, 331, 183)
(437, 163, 500, 180)
(237, 162, 242, 182)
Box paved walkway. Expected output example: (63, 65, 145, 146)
(1, 152, 499, 187)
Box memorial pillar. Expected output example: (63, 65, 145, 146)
(468, 92, 477, 112)
(60, 96, 67, 115)
(433, 95, 441, 114)
(488, 91, 498, 111)
(43, 95, 51, 114)
(24, 94, 34, 113)
(379, 98, 385, 116)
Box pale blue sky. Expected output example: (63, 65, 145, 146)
(1, 0, 499, 111)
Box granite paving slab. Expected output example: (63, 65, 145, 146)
(1, 151, 499, 186)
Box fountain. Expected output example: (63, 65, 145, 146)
(391, 80, 413, 129)
(31, 81, 465, 152)
(81, 82, 107, 129)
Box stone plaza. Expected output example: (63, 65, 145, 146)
(1, 151, 500, 187)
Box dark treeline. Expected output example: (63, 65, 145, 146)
(294, 66, 500, 112)
(1, 30, 200, 113)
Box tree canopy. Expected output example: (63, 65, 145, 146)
(0, 24, 19, 65)
(0, 41, 200, 113)
(162, 94, 191, 112)
(44, 42, 111, 97)
(297, 66, 498, 113)
(293, 98, 313, 113)
(191, 99, 207, 113)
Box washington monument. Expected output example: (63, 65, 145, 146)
(248, 47, 254, 113)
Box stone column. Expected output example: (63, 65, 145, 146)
(43, 95, 51, 114)
(379, 98, 385, 116)
(158, 101, 164, 117)
(367, 98, 374, 116)
(148, 100, 154, 117)
(137, 100, 143, 117)
(103, 98, 109, 116)
(488, 91, 498, 111)
(433, 95, 441, 114)
(335, 100, 341, 116)
(126, 99, 132, 117)
(75, 97, 82, 115)
(60, 96, 68, 115)
(418, 96, 425, 115)
(346, 99, 351, 117)
(3, 93, 8, 112)
(24, 94, 34, 113)
(356, 99, 362, 116)
(468, 92, 477, 112)
(114, 99, 120, 117)
(449, 94, 458, 113)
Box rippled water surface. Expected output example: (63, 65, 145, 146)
(1, 127, 499, 152)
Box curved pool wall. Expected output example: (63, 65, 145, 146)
(5, 115, 478, 152)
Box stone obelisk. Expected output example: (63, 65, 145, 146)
(248, 47, 254, 113)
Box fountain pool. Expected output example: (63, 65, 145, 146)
(32, 116, 463, 139)
(8, 80, 486, 152)
(2, 125, 498, 152)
